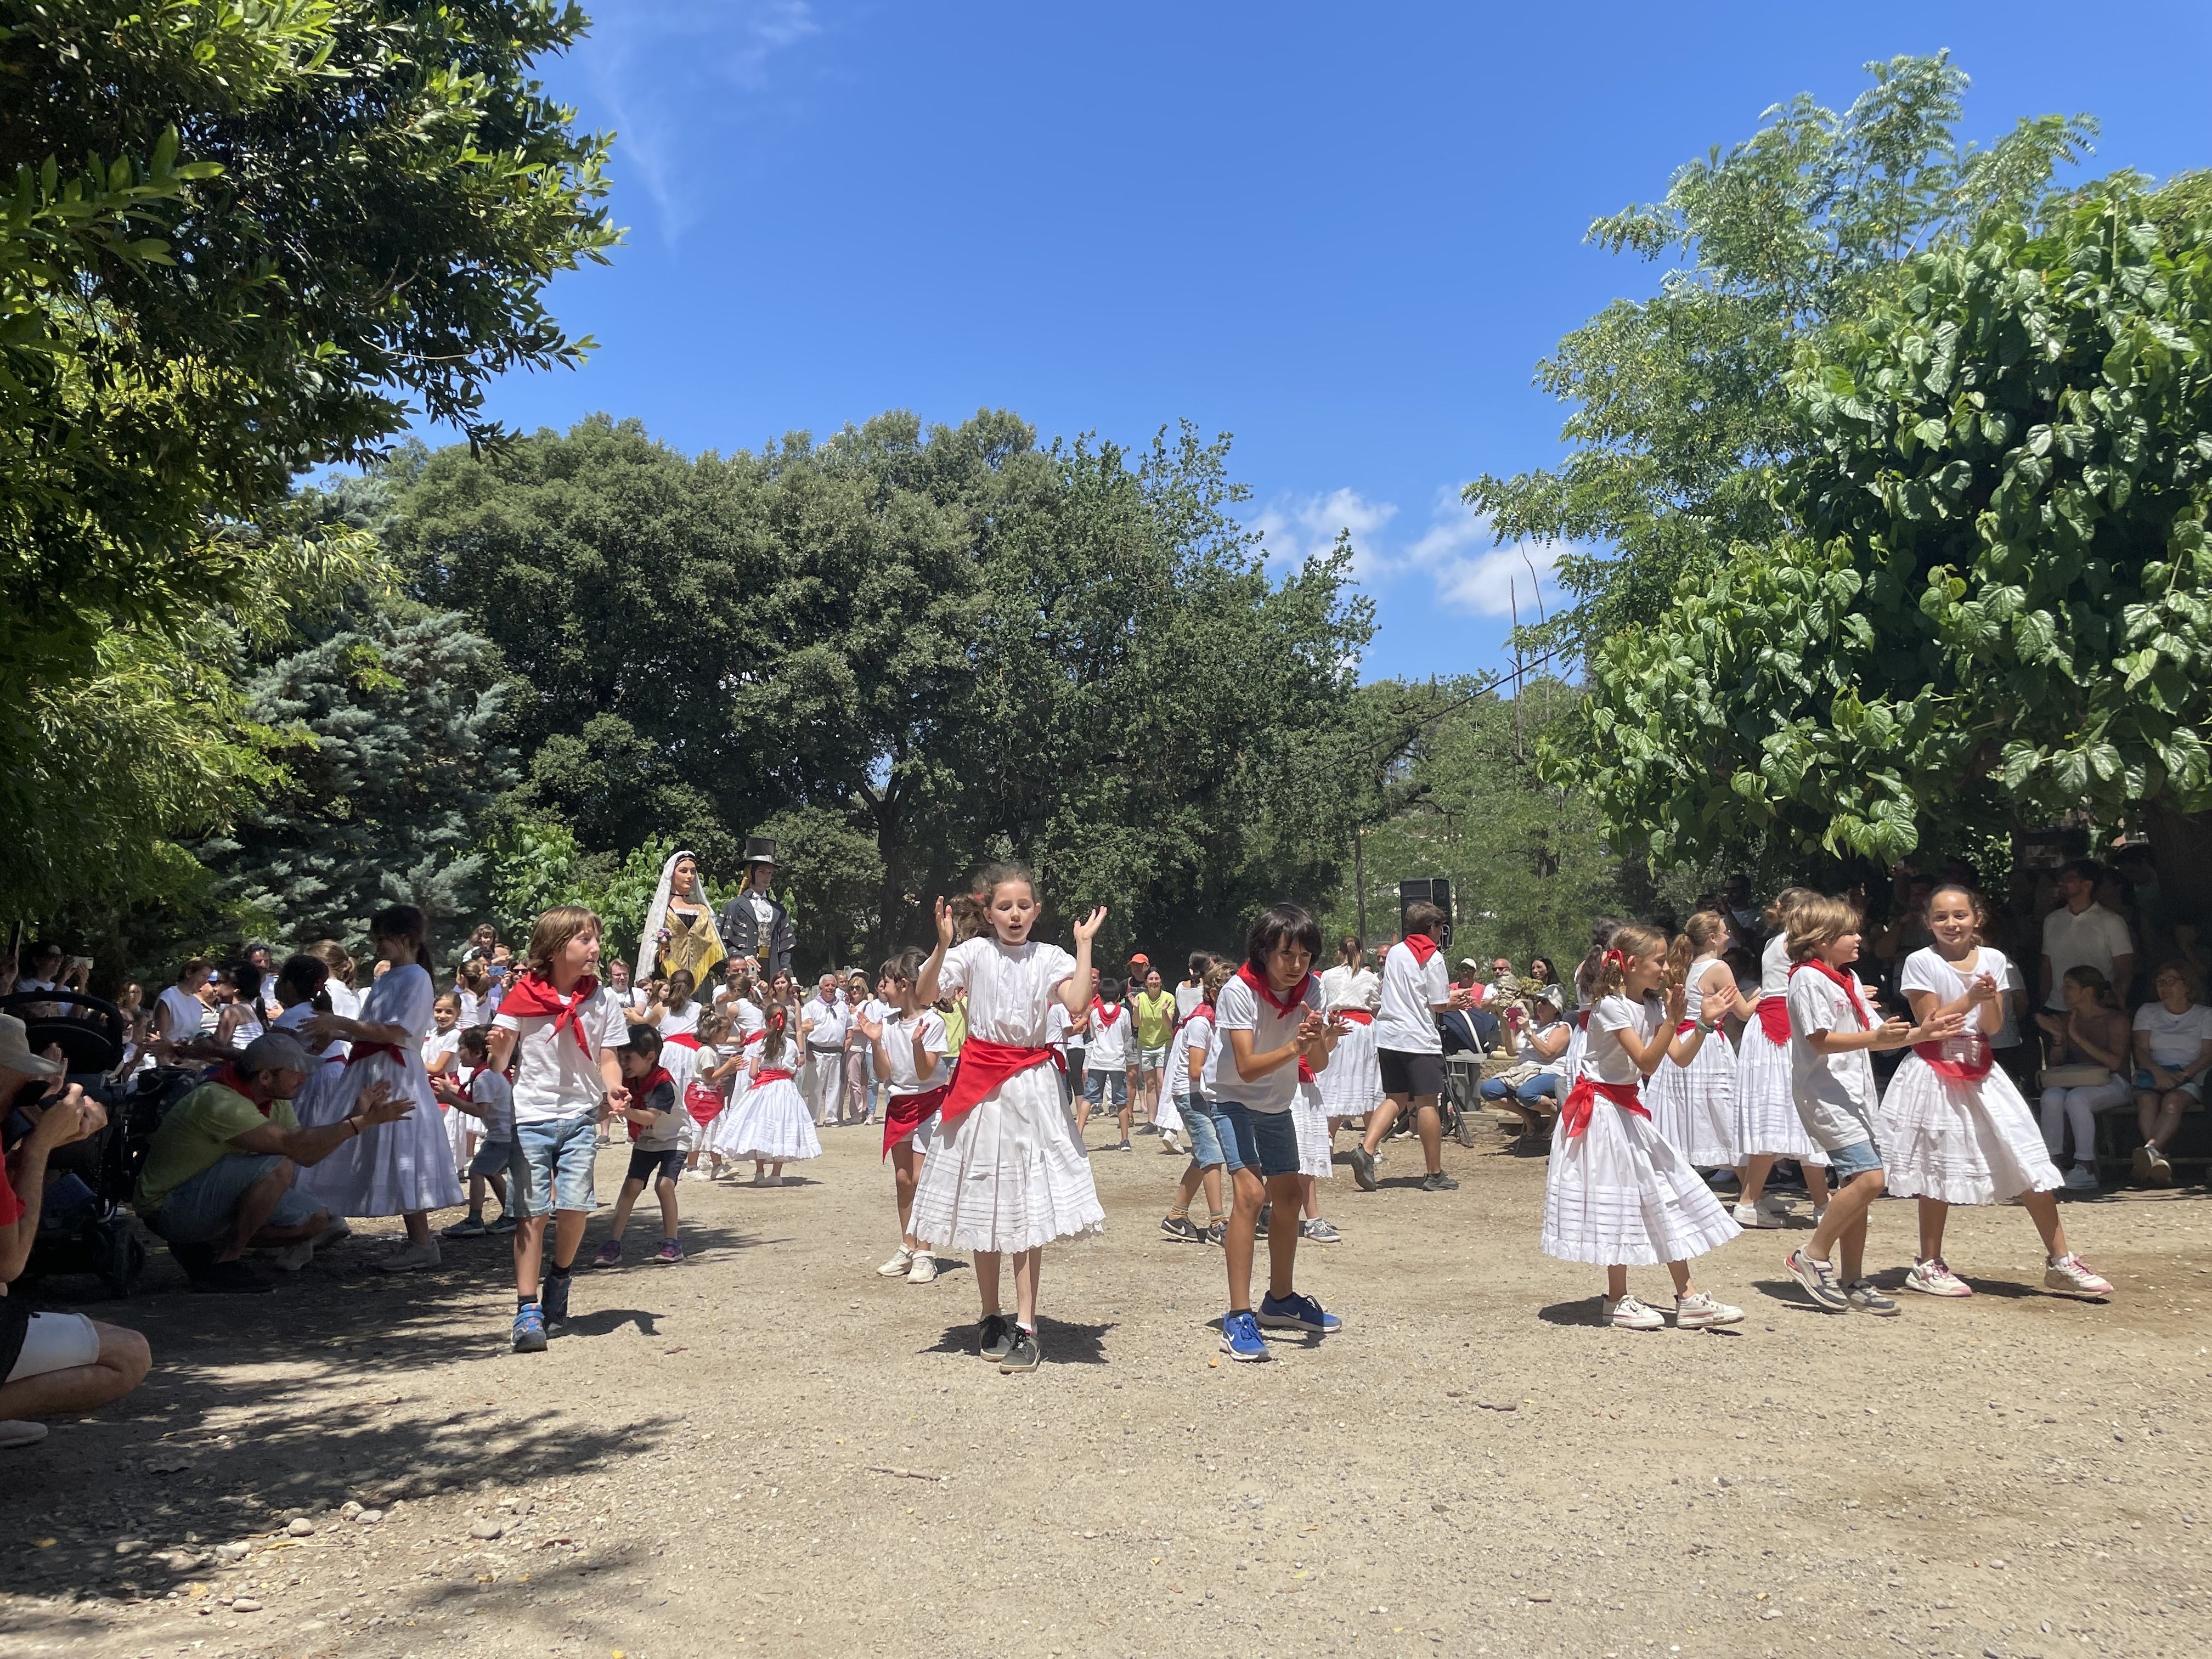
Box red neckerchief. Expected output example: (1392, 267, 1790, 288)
(499, 970, 602, 1055)
(1187, 1002, 1215, 1027)
(1297, 1057, 1317, 1084)
(623, 1065, 672, 1141)
(1235, 962, 1314, 1020)
(1401, 934, 1440, 967)
(1790, 958, 1870, 1028)
(1090, 997, 1122, 1028)
(208, 1063, 281, 1120)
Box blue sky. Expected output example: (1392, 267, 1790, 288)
(475, 1, 2211, 684)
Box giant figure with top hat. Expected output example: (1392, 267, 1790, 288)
(718, 837, 796, 978)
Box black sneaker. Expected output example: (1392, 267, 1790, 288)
(978, 1312, 1016, 1362)
(998, 1325, 1042, 1373)
(1158, 1214, 1205, 1244)
(1348, 1146, 1378, 1190)
(1419, 1171, 1460, 1192)
(1255, 1202, 1272, 1239)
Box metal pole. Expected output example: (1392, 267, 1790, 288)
(1510, 579, 1525, 761)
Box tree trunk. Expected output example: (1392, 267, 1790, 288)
(2143, 800, 2212, 923)
(870, 791, 906, 967)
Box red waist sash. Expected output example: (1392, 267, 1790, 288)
(753, 1067, 794, 1086)
(1559, 1077, 1647, 1139)
(1334, 1008, 1374, 1024)
(942, 1037, 1062, 1122)
(346, 1041, 408, 1069)
(1754, 998, 1792, 1045)
(882, 1082, 950, 1159)
(664, 1031, 701, 1051)
(1914, 1033, 1993, 1080)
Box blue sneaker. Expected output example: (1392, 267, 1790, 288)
(511, 1304, 548, 1353)
(1219, 1310, 1271, 1362)
(1257, 1290, 1342, 1334)
(540, 1272, 572, 1329)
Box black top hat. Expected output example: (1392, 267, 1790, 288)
(742, 837, 777, 866)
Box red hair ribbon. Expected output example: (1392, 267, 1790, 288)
(1602, 949, 1627, 969)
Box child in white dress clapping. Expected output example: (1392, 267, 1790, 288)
(862, 950, 951, 1286)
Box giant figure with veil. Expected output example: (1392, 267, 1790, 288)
(636, 849, 729, 988)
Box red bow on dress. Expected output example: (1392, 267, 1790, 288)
(499, 972, 602, 1055)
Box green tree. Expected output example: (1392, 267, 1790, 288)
(1465, 52, 2092, 656)
(0, 1, 615, 915)
(1555, 176, 2212, 909)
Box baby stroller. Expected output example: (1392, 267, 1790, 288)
(1, 989, 170, 1297)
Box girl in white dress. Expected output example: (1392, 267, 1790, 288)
(912, 864, 1107, 1374)
(1316, 936, 1383, 1136)
(1649, 912, 1739, 1170)
(1541, 923, 1745, 1331)
(706, 1007, 819, 1183)
(296, 905, 465, 1272)
(1879, 884, 2113, 1300)
(1290, 1062, 1338, 1243)
(862, 950, 951, 1285)
(1731, 888, 1830, 1229)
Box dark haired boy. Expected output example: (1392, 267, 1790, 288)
(1082, 976, 1134, 1150)
(596, 1024, 685, 1266)
(437, 1026, 516, 1239)
(1207, 904, 1344, 1362)
(1349, 901, 1470, 1193)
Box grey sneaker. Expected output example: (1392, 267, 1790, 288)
(1785, 1247, 1849, 1312)
(998, 1326, 1041, 1374)
(1844, 1279, 1901, 1317)
(1419, 1170, 1459, 1193)
(1204, 1220, 1227, 1247)
(978, 1313, 1016, 1363)
(1158, 1214, 1206, 1244)
(1299, 1218, 1342, 1243)
(1348, 1145, 1378, 1190)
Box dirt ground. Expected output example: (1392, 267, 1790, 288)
(5, 1109, 2210, 1659)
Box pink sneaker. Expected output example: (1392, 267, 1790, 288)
(1905, 1257, 1972, 1297)
(2044, 1254, 2113, 1298)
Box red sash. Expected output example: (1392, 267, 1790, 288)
(1675, 1019, 1696, 1036)
(346, 1041, 408, 1070)
(1914, 1034, 1994, 1080)
(882, 1082, 950, 1159)
(1296, 1058, 1317, 1084)
(663, 1031, 701, 1051)
(1754, 998, 1792, 1045)
(753, 1067, 794, 1086)
(1335, 1007, 1374, 1025)
(1558, 1077, 1647, 1139)
(941, 1037, 1062, 1122)
(500, 972, 602, 1056)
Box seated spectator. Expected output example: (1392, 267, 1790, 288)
(1442, 961, 1502, 1052)
(154, 958, 216, 1056)
(2130, 962, 2212, 1187)
(1479, 998, 1572, 1139)
(214, 962, 266, 1051)
(132, 1030, 409, 1293)
(2, 1015, 151, 1448)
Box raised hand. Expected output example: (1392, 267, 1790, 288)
(1071, 906, 1108, 944)
(1969, 972, 2000, 1005)
(934, 895, 956, 949)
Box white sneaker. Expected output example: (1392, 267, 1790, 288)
(877, 1248, 914, 1278)
(2044, 1254, 2114, 1298)
(1810, 1204, 1829, 1229)
(906, 1251, 938, 1284)
(1673, 1291, 1745, 1330)
(374, 1239, 441, 1275)
(2063, 1164, 2099, 1192)
(1905, 1256, 1972, 1297)
(1754, 1193, 1792, 1220)
(1731, 1202, 1782, 1230)
(1602, 1294, 1666, 1331)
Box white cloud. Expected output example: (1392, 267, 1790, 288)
(584, 2, 822, 244)
(1251, 484, 1574, 620)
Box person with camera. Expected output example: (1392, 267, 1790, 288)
(1, 1014, 153, 1448)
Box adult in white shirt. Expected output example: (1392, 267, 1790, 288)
(799, 974, 847, 1127)
(2130, 961, 2212, 1184)
(2040, 859, 2136, 1009)
(1347, 905, 1468, 1193)
(156, 958, 216, 1054)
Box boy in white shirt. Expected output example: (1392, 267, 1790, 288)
(489, 906, 630, 1353)
(1348, 902, 1469, 1192)
(1782, 896, 1956, 1316)
(1081, 978, 1135, 1148)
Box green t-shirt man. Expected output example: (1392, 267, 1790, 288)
(1132, 989, 1178, 1053)
(136, 1079, 301, 1217)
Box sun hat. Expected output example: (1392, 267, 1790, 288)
(0, 1013, 63, 1078)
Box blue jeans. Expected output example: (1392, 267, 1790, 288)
(1481, 1074, 1565, 1107)
(510, 1114, 598, 1217)
(144, 1154, 322, 1245)
(1083, 1068, 1128, 1107)
(1178, 1094, 1229, 1169)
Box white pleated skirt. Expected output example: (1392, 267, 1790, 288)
(1541, 1092, 1742, 1267)
(1650, 1032, 1738, 1166)
(706, 1078, 820, 1162)
(444, 1099, 477, 1176)
(1291, 1082, 1334, 1180)
(910, 1064, 1104, 1254)
(293, 1053, 466, 1218)
(1875, 1054, 2064, 1205)
(1316, 1019, 1384, 1116)
(1734, 1018, 1830, 1166)
(1154, 1089, 1185, 1135)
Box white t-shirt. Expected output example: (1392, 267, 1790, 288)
(1374, 943, 1448, 1054)
(1787, 966, 1879, 1150)
(2042, 902, 2135, 1009)
(421, 1027, 460, 1073)
(1166, 1006, 1214, 1098)
(1900, 946, 2019, 1043)
(495, 983, 629, 1124)
(1581, 993, 1660, 1086)
(1204, 970, 1322, 1114)
(1086, 1002, 1133, 1069)
(2133, 1001, 2212, 1070)
(1046, 1002, 1073, 1052)
(157, 985, 205, 1045)
(881, 1009, 950, 1094)
(658, 1000, 703, 1039)
(466, 1068, 516, 1142)
(1320, 963, 1381, 1014)
(936, 937, 1077, 1047)
(802, 995, 847, 1049)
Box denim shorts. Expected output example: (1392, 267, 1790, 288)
(144, 1154, 323, 1246)
(1082, 1068, 1129, 1107)
(1178, 1094, 1228, 1169)
(510, 1114, 599, 1217)
(468, 1140, 515, 1180)
(1216, 1101, 1301, 1179)
(1826, 1138, 1883, 1181)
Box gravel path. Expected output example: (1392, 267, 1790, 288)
(5, 1114, 2209, 1659)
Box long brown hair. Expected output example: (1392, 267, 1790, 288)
(370, 904, 433, 975)
(1664, 911, 1730, 989)
(1762, 886, 1820, 937)
(1593, 923, 1667, 1001)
